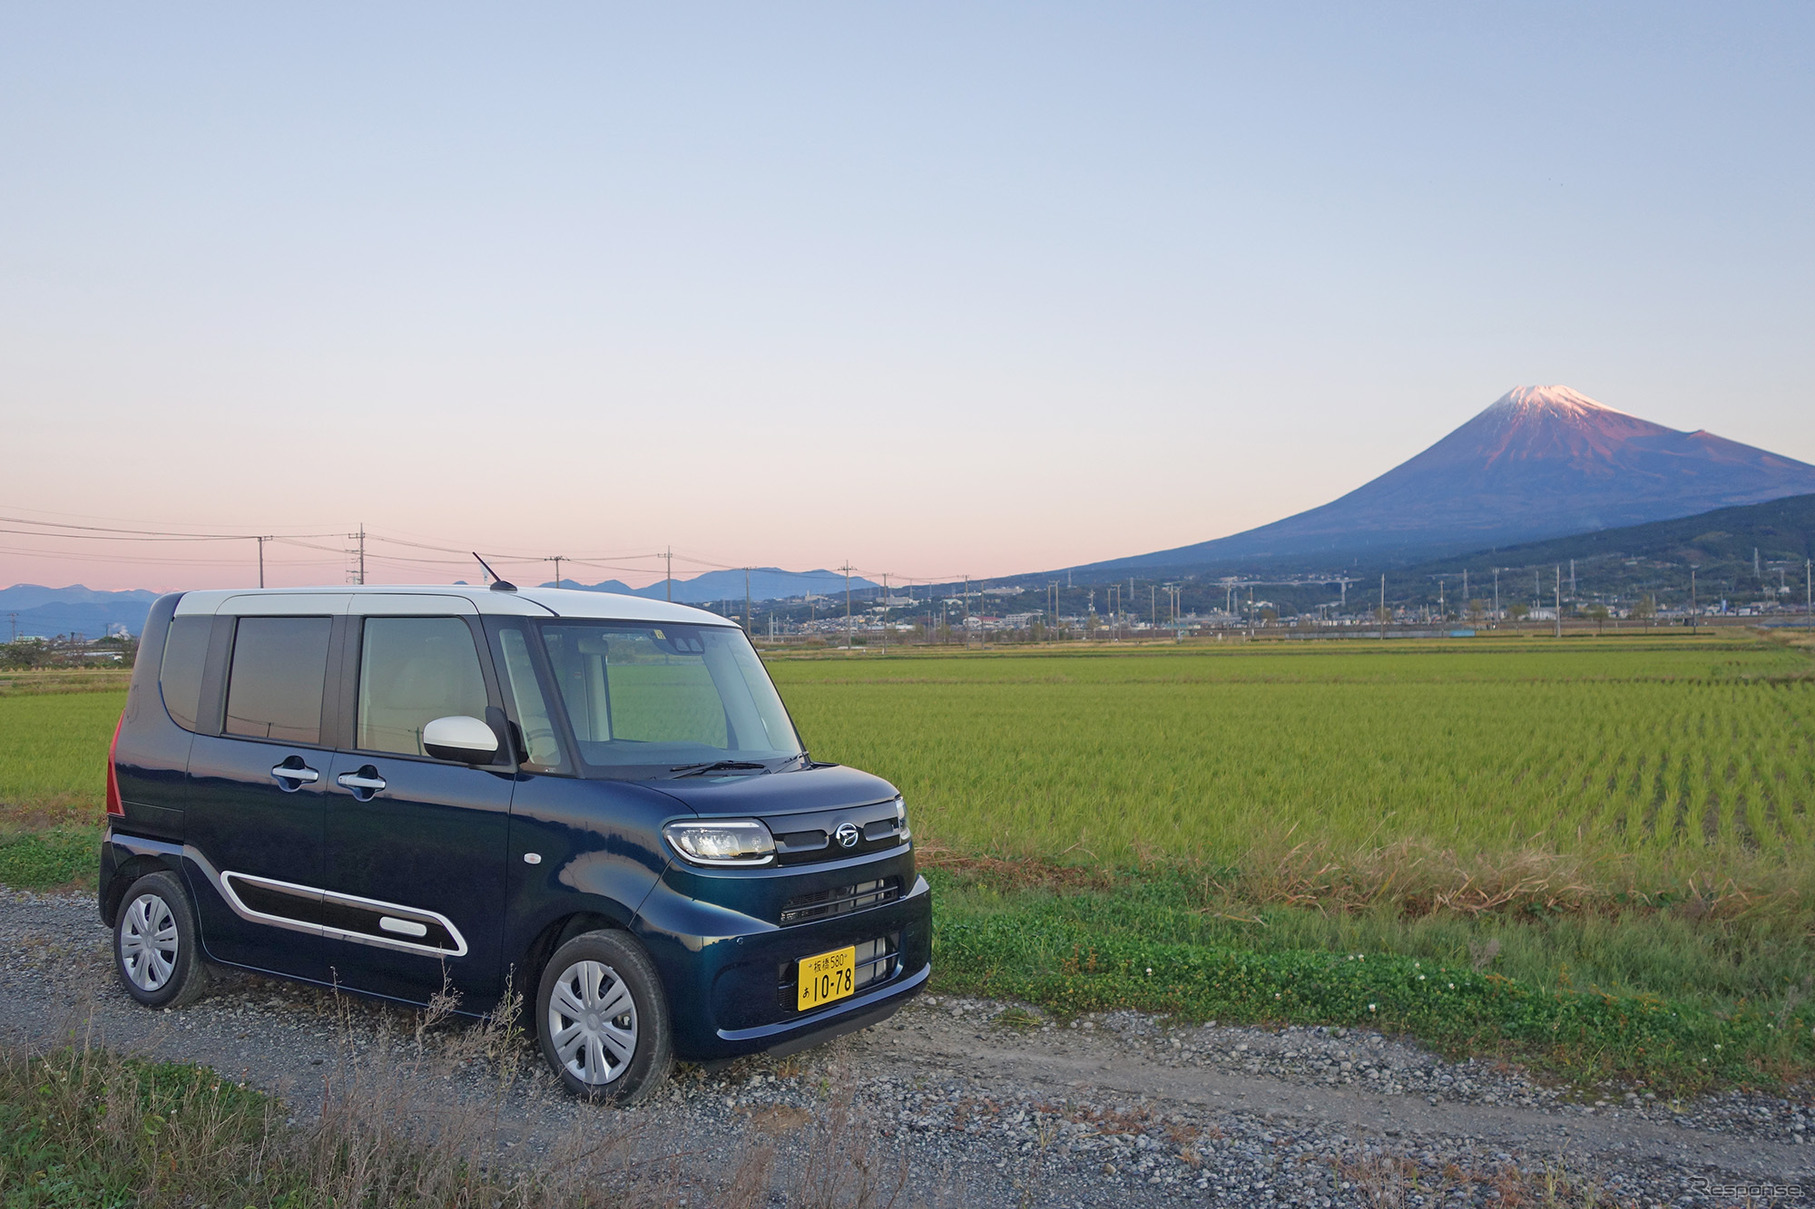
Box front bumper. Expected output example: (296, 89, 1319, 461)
(633, 850, 932, 1061)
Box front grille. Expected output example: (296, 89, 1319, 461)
(777, 932, 901, 1010)
(779, 877, 902, 926)
(767, 800, 907, 865)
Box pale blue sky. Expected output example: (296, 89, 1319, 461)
(3, 4, 1811, 589)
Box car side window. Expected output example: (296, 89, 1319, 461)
(223, 617, 331, 744)
(499, 627, 563, 769)
(158, 615, 211, 732)
(356, 617, 490, 757)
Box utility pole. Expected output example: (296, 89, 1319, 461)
(7, 613, 16, 643)
(552, 556, 563, 589)
(881, 573, 889, 654)
(744, 567, 751, 634)
(256, 536, 267, 588)
(1806, 559, 1812, 632)
(1493, 568, 1500, 626)
(1151, 583, 1156, 632)
(665, 548, 673, 601)
(1554, 565, 1562, 638)
(1690, 564, 1698, 634)
(357, 524, 366, 586)
(1379, 574, 1386, 640)
(840, 563, 854, 649)
(1569, 559, 1575, 599)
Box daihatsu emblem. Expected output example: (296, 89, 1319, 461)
(834, 823, 860, 849)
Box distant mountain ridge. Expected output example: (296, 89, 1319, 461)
(1079, 386, 1815, 575)
(560, 567, 881, 605)
(0, 567, 883, 639)
(0, 585, 159, 640)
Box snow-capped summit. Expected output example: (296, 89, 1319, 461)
(1486, 384, 1627, 418)
(1086, 386, 1815, 572)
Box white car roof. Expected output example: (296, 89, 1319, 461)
(171, 585, 740, 627)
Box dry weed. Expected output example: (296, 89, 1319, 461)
(933, 829, 1801, 922)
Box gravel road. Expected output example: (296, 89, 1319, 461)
(2, 888, 1808, 1207)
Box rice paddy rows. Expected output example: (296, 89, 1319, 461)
(768, 637, 1815, 886)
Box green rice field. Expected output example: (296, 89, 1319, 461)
(0, 689, 123, 822)
(770, 635, 1815, 889)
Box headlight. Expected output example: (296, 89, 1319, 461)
(894, 795, 910, 842)
(663, 819, 776, 866)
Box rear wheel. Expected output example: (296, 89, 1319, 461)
(535, 930, 672, 1103)
(113, 871, 209, 1009)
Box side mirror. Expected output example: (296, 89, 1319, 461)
(422, 715, 501, 764)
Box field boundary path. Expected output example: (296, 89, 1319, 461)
(3, 890, 1809, 1207)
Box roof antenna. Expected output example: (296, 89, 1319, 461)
(473, 552, 517, 592)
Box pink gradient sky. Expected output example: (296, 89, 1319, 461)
(4, 5, 1812, 593)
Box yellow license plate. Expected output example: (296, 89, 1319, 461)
(796, 945, 857, 1011)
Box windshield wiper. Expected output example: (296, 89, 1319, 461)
(669, 760, 771, 778)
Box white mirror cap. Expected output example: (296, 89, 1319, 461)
(422, 714, 498, 755)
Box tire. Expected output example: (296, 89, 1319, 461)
(535, 929, 672, 1103)
(113, 871, 209, 1009)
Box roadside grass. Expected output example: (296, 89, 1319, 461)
(0, 995, 903, 1208)
(0, 827, 101, 892)
(927, 865, 1815, 1093)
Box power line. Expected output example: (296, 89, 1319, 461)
(0, 527, 276, 543)
(0, 516, 342, 540)
(0, 543, 342, 568)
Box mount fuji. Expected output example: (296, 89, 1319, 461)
(1085, 385, 1815, 573)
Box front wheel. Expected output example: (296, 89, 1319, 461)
(113, 871, 209, 1009)
(535, 930, 672, 1103)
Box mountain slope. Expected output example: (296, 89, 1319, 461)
(1084, 386, 1815, 574)
(1403, 491, 1815, 577)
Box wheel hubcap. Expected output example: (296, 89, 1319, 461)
(121, 893, 178, 992)
(548, 959, 637, 1085)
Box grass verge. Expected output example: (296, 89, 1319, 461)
(0, 826, 101, 892)
(0, 998, 905, 1208)
(927, 865, 1815, 1093)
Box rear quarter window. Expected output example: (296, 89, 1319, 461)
(158, 615, 211, 732)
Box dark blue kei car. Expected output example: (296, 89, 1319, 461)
(100, 585, 930, 1101)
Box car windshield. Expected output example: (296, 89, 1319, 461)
(535, 620, 803, 778)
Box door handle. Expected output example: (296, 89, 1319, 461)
(336, 768, 387, 801)
(270, 762, 319, 790)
